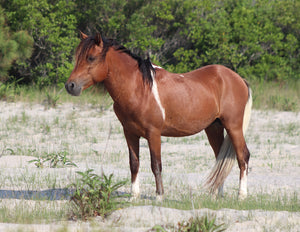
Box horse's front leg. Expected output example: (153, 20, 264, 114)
(147, 130, 164, 201)
(124, 129, 140, 199)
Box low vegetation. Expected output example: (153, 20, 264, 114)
(29, 151, 77, 168)
(0, 80, 299, 111)
(69, 169, 128, 220)
(151, 215, 226, 232)
(156, 192, 299, 213)
(250, 80, 300, 111)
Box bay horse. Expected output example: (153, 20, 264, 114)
(65, 33, 252, 201)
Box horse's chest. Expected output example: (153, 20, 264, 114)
(113, 104, 148, 137)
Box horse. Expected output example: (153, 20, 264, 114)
(65, 32, 252, 201)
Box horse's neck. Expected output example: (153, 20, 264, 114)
(103, 50, 147, 107)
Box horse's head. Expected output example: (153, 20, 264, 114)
(65, 32, 109, 96)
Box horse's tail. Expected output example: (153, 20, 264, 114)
(205, 85, 252, 194)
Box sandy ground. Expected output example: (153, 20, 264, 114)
(0, 101, 299, 231)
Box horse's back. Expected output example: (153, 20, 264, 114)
(186, 64, 249, 100)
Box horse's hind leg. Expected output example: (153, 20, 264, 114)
(205, 120, 225, 196)
(226, 127, 250, 200)
(205, 120, 224, 158)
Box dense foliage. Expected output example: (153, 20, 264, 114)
(0, 0, 299, 87)
(0, 7, 33, 80)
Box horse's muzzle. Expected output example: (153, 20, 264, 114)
(65, 81, 82, 96)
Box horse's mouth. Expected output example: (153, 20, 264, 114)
(65, 81, 82, 96)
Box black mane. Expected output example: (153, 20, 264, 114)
(77, 34, 155, 87)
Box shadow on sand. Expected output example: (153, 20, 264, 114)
(0, 189, 75, 200)
(0, 189, 135, 201)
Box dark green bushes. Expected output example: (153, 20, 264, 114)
(1, 0, 299, 87)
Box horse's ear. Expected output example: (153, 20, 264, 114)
(80, 31, 88, 40)
(94, 33, 102, 46)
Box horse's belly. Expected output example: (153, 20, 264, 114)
(161, 112, 217, 137)
(161, 122, 207, 137)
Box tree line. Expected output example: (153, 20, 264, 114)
(0, 0, 299, 88)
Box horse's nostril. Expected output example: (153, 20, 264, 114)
(65, 82, 76, 90)
(70, 82, 75, 89)
(65, 81, 81, 96)
(65, 82, 75, 92)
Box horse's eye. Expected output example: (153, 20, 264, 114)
(87, 56, 96, 62)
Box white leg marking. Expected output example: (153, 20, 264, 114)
(156, 194, 164, 202)
(239, 166, 248, 200)
(152, 79, 165, 120)
(131, 174, 140, 199)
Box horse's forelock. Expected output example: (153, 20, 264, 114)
(75, 37, 97, 64)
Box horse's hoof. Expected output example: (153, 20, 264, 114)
(156, 194, 164, 202)
(129, 196, 139, 202)
(238, 192, 247, 201)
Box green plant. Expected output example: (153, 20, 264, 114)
(69, 169, 128, 219)
(0, 147, 15, 157)
(44, 151, 77, 168)
(177, 215, 226, 232)
(0, 6, 33, 79)
(268, 95, 297, 111)
(150, 225, 168, 232)
(28, 151, 77, 168)
(44, 88, 64, 109)
(150, 215, 226, 232)
(0, 83, 13, 100)
(28, 156, 44, 168)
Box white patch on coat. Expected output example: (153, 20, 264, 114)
(152, 64, 162, 69)
(150, 69, 165, 121)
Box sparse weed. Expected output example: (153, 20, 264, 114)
(69, 169, 128, 220)
(43, 88, 63, 109)
(28, 151, 77, 168)
(178, 215, 226, 232)
(0, 79, 22, 101)
(0, 147, 15, 156)
(44, 151, 77, 168)
(28, 156, 44, 168)
(150, 215, 226, 232)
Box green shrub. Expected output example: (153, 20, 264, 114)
(2, 0, 300, 85)
(69, 169, 128, 220)
(0, 6, 33, 80)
